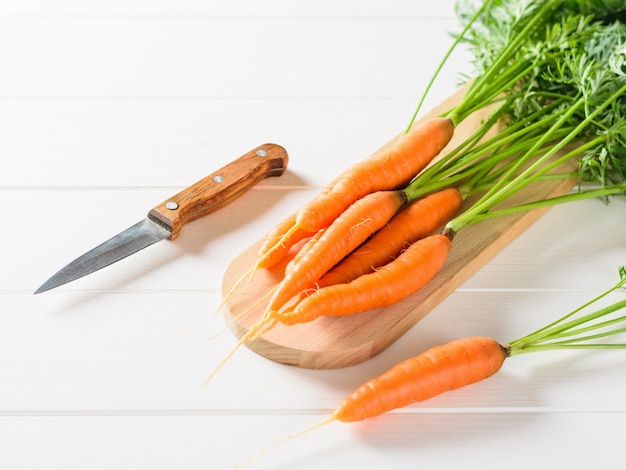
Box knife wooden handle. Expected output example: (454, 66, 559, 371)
(148, 143, 288, 239)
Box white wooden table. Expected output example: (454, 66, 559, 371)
(2, 2, 626, 469)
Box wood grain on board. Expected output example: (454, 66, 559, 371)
(221, 87, 578, 369)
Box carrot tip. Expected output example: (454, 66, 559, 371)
(256, 222, 308, 270)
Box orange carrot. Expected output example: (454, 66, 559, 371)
(266, 190, 408, 314)
(255, 213, 316, 270)
(276, 233, 452, 325)
(255, 117, 454, 268)
(333, 336, 507, 422)
(257, 212, 297, 259)
(285, 228, 327, 274)
(317, 187, 463, 288)
(296, 117, 454, 233)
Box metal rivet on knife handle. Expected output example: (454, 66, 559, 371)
(148, 143, 289, 239)
(165, 202, 179, 210)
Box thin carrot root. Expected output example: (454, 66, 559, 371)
(208, 287, 277, 341)
(205, 315, 274, 385)
(249, 317, 278, 342)
(212, 265, 258, 317)
(232, 416, 335, 469)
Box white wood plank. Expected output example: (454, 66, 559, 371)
(0, 0, 458, 19)
(0, 98, 431, 188)
(0, 13, 471, 188)
(0, 17, 468, 99)
(0, 412, 624, 470)
(4, 288, 626, 412)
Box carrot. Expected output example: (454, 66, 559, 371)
(257, 212, 297, 260)
(333, 336, 506, 422)
(266, 190, 408, 314)
(283, 228, 327, 277)
(316, 187, 463, 289)
(276, 233, 452, 325)
(254, 117, 454, 270)
(296, 117, 454, 233)
(255, 213, 316, 270)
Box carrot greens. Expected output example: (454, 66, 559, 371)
(403, 0, 626, 237)
(508, 267, 626, 354)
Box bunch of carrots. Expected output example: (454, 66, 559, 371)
(220, 1, 626, 465)
(210, 0, 626, 380)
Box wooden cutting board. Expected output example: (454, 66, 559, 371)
(221, 87, 578, 369)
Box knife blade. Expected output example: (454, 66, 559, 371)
(35, 143, 288, 294)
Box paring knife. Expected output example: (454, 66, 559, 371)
(35, 143, 288, 294)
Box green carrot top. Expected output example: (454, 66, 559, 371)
(507, 266, 626, 355)
(402, 0, 626, 233)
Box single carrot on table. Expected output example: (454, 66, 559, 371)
(333, 335, 505, 421)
